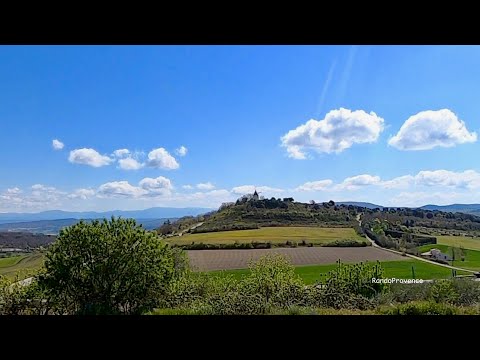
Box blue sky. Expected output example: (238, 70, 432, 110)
(1, 45, 480, 212)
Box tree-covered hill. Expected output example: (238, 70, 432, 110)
(158, 198, 362, 235)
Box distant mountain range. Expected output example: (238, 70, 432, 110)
(0, 218, 177, 235)
(419, 204, 480, 215)
(337, 202, 384, 209)
(0, 207, 213, 224)
(337, 202, 480, 215)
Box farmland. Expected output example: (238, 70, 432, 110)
(418, 244, 480, 271)
(187, 246, 406, 271)
(436, 235, 480, 251)
(211, 259, 469, 284)
(0, 253, 44, 280)
(168, 226, 364, 245)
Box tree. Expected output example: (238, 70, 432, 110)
(38, 217, 178, 315)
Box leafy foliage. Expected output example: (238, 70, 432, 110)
(38, 217, 178, 314)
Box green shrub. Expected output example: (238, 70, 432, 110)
(430, 279, 458, 304)
(378, 301, 460, 315)
(451, 278, 480, 306)
(38, 217, 178, 315)
(322, 239, 368, 247)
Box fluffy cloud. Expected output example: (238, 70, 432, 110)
(67, 188, 96, 200)
(52, 139, 64, 150)
(388, 109, 477, 151)
(231, 185, 284, 195)
(175, 146, 188, 157)
(336, 174, 381, 190)
(285, 146, 307, 160)
(414, 169, 480, 189)
(118, 157, 144, 170)
(68, 148, 113, 168)
(295, 180, 333, 192)
(31, 184, 57, 191)
(197, 182, 215, 190)
(281, 108, 385, 157)
(6, 187, 22, 194)
(113, 149, 130, 158)
(389, 191, 462, 208)
(182, 185, 193, 190)
(146, 148, 179, 170)
(97, 181, 147, 198)
(0, 185, 66, 211)
(139, 176, 173, 196)
(380, 175, 415, 189)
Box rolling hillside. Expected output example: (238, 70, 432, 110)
(159, 199, 361, 236)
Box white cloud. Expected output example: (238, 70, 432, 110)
(184, 189, 232, 201)
(336, 174, 381, 190)
(380, 175, 415, 189)
(113, 149, 130, 158)
(175, 146, 188, 157)
(182, 185, 193, 190)
(31, 184, 56, 191)
(295, 180, 333, 192)
(68, 148, 113, 168)
(97, 181, 147, 198)
(285, 146, 307, 160)
(281, 108, 385, 157)
(67, 188, 95, 200)
(388, 109, 477, 151)
(231, 185, 284, 195)
(0, 184, 68, 211)
(197, 182, 215, 190)
(146, 148, 179, 170)
(118, 157, 144, 170)
(6, 187, 22, 194)
(388, 191, 462, 208)
(52, 139, 64, 150)
(414, 169, 480, 189)
(139, 176, 173, 196)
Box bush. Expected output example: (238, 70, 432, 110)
(378, 301, 460, 315)
(451, 278, 480, 306)
(318, 261, 387, 309)
(0, 276, 48, 315)
(243, 254, 306, 308)
(376, 282, 431, 305)
(322, 240, 368, 247)
(38, 217, 179, 315)
(430, 279, 458, 304)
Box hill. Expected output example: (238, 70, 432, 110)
(0, 217, 176, 235)
(159, 199, 361, 236)
(419, 204, 480, 215)
(0, 232, 55, 249)
(0, 207, 212, 224)
(337, 201, 384, 209)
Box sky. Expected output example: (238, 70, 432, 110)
(1, 45, 480, 212)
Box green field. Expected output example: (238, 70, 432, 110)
(437, 235, 480, 251)
(418, 244, 480, 271)
(168, 226, 364, 245)
(210, 259, 468, 284)
(0, 253, 45, 280)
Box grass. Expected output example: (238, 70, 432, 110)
(0, 255, 25, 268)
(168, 226, 364, 245)
(418, 244, 480, 271)
(0, 253, 45, 280)
(437, 235, 480, 251)
(210, 259, 466, 284)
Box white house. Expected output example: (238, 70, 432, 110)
(421, 248, 452, 261)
